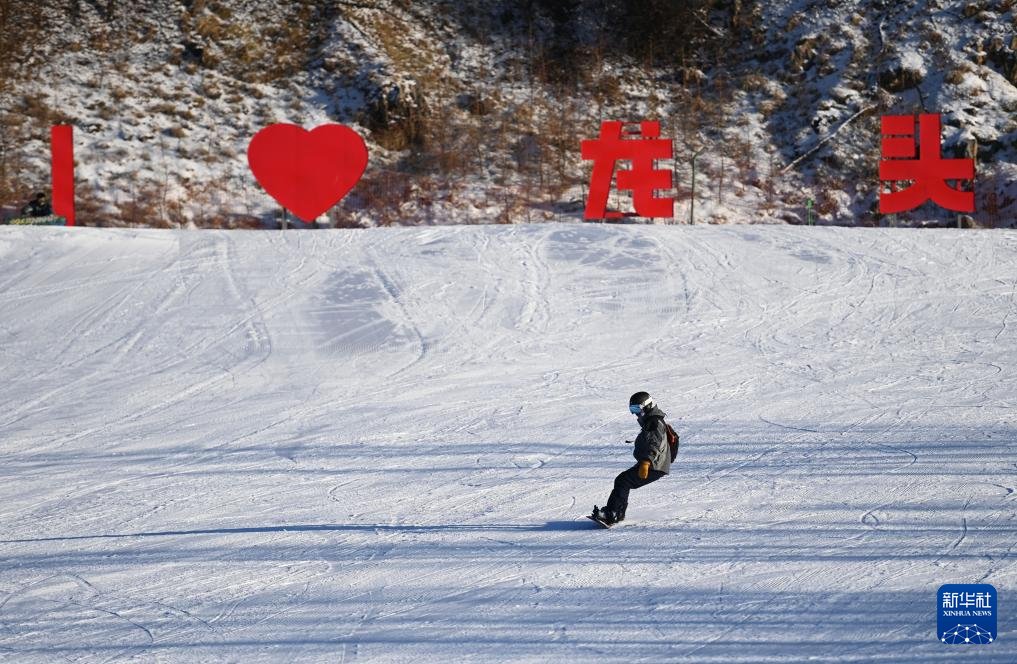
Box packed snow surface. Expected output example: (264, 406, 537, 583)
(1, 224, 1016, 662)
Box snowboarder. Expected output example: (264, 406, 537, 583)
(592, 392, 671, 525)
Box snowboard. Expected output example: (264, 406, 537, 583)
(586, 514, 614, 528)
(6, 215, 66, 226)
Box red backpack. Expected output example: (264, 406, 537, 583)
(664, 422, 680, 462)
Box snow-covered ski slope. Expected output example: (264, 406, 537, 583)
(1, 224, 1016, 663)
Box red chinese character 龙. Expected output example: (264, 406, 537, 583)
(581, 121, 674, 219)
(880, 114, 975, 214)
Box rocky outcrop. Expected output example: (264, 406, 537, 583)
(361, 81, 429, 151)
(878, 52, 926, 92)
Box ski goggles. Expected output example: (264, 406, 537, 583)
(629, 404, 642, 415)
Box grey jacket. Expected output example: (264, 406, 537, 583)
(633, 405, 670, 474)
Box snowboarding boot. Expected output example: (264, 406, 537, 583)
(592, 505, 617, 525)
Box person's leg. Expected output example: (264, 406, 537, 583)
(605, 467, 636, 518)
(607, 466, 664, 520)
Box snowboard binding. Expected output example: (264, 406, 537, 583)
(587, 505, 619, 528)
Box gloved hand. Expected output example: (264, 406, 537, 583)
(638, 460, 650, 480)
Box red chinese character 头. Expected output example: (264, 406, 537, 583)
(581, 121, 674, 219)
(879, 114, 975, 214)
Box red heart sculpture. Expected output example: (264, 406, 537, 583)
(248, 124, 368, 222)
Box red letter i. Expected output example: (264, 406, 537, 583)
(51, 126, 75, 226)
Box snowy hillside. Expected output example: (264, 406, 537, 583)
(1, 0, 1015, 227)
(1, 224, 1016, 661)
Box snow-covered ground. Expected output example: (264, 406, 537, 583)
(1, 224, 1016, 662)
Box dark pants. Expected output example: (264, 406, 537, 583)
(606, 464, 665, 519)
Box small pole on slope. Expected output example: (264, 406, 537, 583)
(806, 198, 814, 226)
(689, 147, 706, 225)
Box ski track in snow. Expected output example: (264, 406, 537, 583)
(1, 224, 1016, 662)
